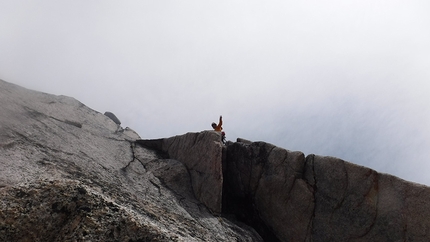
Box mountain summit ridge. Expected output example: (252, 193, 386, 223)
(1, 79, 430, 241)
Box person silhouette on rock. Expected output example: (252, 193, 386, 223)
(212, 115, 226, 143)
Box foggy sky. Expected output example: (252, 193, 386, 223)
(1, 1, 430, 185)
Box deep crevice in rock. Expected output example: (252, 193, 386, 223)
(222, 193, 278, 242)
(311, 155, 317, 231)
(222, 142, 280, 242)
(121, 141, 155, 171)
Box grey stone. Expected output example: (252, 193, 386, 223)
(308, 155, 379, 241)
(225, 140, 430, 242)
(138, 131, 224, 214)
(0, 79, 262, 242)
(306, 154, 430, 242)
(236, 137, 252, 144)
(224, 141, 314, 241)
(3, 79, 430, 242)
(104, 111, 121, 125)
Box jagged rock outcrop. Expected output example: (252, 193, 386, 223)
(0, 79, 262, 241)
(2, 79, 430, 242)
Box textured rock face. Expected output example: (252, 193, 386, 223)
(138, 131, 224, 214)
(0, 80, 261, 241)
(2, 79, 430, 242)
(226, 140, 430, 241)
(224, 141, 314, 241)
(1, 180, 171, 241)
(306, 155, 430, 242)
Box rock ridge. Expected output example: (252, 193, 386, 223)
(0, 79, 262, 241)
(2, 79, 430, 241)
(223, 138, 430, 241)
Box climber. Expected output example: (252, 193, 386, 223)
(211, 115, 226, 144)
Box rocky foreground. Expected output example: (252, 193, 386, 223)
(1, 79, 430, 241)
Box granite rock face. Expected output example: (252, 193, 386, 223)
(2, 79, 430, 242)
(137, 131, 224, 214)
(306, 155, 430, 242)
(0, 80, 261, 242)
(225, 140, 430, 242)
(224, 141, 314, 241)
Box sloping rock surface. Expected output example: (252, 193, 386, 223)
(0, 80, 261, 241)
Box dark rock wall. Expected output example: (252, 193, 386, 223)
(224, 141, 314, 241)
(225, 140, 430, 241)
(307, 154, 430, 241)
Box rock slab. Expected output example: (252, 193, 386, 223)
(224, 141, 314, 241)
(137, 131, 224, 214)
(225, 139, 430, 241)
(306, 154, 430, 242)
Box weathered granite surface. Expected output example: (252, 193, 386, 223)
(306, 154, 430, 242)
(225, 140, 430, 242)
(137, 131, 224, 214)
(2, 79, 430, 242)
(224, 141, 314, 241)
(0, 79, 261, 241)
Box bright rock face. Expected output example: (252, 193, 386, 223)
(2, 79, 430, 242)
(0, 80, 261, 242)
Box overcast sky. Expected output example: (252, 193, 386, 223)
(1, 1, 429, 185)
